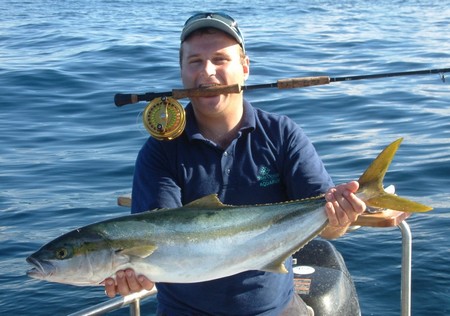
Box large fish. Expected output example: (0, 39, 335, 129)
(26, 138, 432, 286)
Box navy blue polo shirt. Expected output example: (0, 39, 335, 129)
(131, 99, 333, 315)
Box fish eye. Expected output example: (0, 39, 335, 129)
(55, 248, 68, 259)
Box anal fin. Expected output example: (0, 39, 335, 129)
(261, 259, 288, 274)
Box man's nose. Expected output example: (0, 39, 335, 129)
(202, 60, 216, 77)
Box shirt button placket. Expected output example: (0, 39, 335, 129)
(222, 150, 233, 181)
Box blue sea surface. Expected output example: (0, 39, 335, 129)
(1, 0, 449, 315)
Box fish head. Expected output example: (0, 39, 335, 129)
(26, 227, 127, 286)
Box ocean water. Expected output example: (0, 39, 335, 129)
(1, 0, 449, 315)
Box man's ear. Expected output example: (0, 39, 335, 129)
(243, 56, 250, 81)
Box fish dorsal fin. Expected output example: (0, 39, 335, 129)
(261, 259, 288, 274)
(117, 244, 157, 259)
(184, 194, 228, 208)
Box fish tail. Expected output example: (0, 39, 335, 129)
(357, 138, 432, 213)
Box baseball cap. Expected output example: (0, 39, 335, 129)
(180, 12, 245, 53)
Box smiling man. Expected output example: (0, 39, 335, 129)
(179, 18, 249, 149)
(104, 12, 365, 316)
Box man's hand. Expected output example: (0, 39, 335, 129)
(104, 269, 155, 298)
(321, 181, 366, 239)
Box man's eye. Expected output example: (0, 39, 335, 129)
(189, 59, 202, 64)
(213, 57, 228, 64)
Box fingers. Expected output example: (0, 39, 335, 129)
(103, 269, 155, 298)
(325, 181, 366, 227)
(137, 274, 155, 291)
(104, 277, 117, 298)
(123, 269, 142, 294)
(116, 270, 132, 296)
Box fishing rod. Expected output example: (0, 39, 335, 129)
(114, 67, 449, 141)
(114, 67, 449, 107)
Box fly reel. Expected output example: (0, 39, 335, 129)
(142, 96, 186, 141)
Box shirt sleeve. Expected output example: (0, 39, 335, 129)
(131, 138, 182, 214)
(280, 119, 334, 200)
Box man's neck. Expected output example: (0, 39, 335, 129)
(199, 119, 242, 149)
(195, 103, 244, 149)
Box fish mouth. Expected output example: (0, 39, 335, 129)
(26, 256, 54, 279)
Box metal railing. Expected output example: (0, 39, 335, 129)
(68, 288, 157, 316)
(399, 221, 412, 316)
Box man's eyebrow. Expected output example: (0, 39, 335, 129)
(186, 51, 231, 60)
(211, 50, 233, 58)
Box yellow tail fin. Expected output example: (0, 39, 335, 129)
(357, 138, 432, 213)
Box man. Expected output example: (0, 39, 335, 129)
(104, 12, 365, 315)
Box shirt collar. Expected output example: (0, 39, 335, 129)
(184, 99, 255, 142)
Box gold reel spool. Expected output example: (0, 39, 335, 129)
(142, 96, 186, 141)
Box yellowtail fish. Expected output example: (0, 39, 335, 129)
(26, 138, 432, 286)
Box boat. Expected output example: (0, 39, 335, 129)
(67, 196, 413, 316)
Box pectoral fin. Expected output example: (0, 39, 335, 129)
(117, 244, 157, 258)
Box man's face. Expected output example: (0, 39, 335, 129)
(180, 30, 249, 119)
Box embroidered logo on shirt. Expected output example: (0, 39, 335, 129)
(257, 166, 280, 187)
